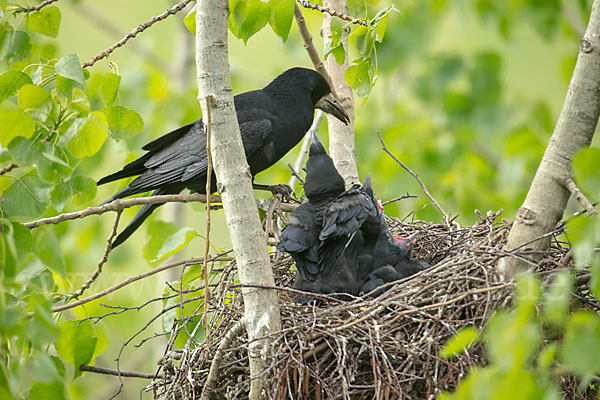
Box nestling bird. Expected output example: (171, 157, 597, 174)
(98, 68, 350, 248)
(277, 132, 370, 300)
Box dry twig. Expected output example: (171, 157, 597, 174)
(377, 131, 451, 225)
(0, 162, 18, 176)
(81, 0, 194, 68)
(297, 0, 367, 26)
(565, 177, 597, 216)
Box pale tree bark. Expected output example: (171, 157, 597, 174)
(195, 2, 281, 399)
(498, 0, 600, 278)
(322, 0, 359, 187)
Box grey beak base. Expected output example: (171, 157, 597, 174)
(316, 93, 351, 125)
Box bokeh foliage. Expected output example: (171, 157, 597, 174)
(0, 0, 598, 399)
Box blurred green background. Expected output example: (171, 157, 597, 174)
(0, 0, 596, 398)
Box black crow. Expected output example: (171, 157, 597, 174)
(98, 68, 350, 248)
(277, 132, 369, 300)
(360, 231, 429, 296)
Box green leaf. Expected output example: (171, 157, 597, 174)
(230, 0, 271, 44)
(591, 257, 600, 300)
(355, 25, 375, 56)
(55, 320, 98, 379)
(67, 111, 108, 158)
(33, 228, 66, 276)
(440, 327, 479, 358)
(542, 270, 572, 326)
(51, 175, 96, 210)
(0, 70, 32, 103)
(55, 53, 85, 87)
(162, 294, 178, 333)
(0, 101, 35, 147)
(324, 18, 345, 65)
(269, 0, 294, 42)
(18, 83, 50, 110)
(104, 105, 144, 140)
(559, 311, 600, 378)
(55, 75, 83, 99)
(7, 136, 43, 166)
(29, 380, 67, 400)
(0, 171, 50, 220)
(0, 30, 31, 61)
(26, 6, 61, 38)
(24, 293, 58, 346)
(144, 220, 179, 262)
(70, 88, 90, 117)
(374, 10, 390, 42)
(152, 227, 198, 262)
(38, 145, 74, 183)
(345, 60, 371, 97)
(183, 5, 196, 34)
(101, 72, 121, 107)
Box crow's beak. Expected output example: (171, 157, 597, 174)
(316, 93, 350, 125)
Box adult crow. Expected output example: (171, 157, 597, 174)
(98, 68, 350, 248)
(278, 133, 377, 300)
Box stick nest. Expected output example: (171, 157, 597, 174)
(152, 210, 596, 399)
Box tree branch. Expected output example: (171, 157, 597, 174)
(377, 131, 450, 225)
(18, 0, 58, 12)
(50, 256, 232, 313)
(565, 177, 597, 215)
(0, 162, 17, 176)
(81, 0, 194, 68)
(23, 193, 297, 230)
(79, 364, 163, 380)
(293, 4, 336, 95)
(200, 319, 246, 400)
(297, 0, 367, 26)
(72, 210, 122, 299)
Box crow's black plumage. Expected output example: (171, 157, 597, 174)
(98, 68, 350, 248)
(360, 231, 429, 296)
(278, 134, 381, 299)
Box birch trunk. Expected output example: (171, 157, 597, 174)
(322, 0, 359, 187)
(195, 3, 281, 398)
(498, 0, 600, 278)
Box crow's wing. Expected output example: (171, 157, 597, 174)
(277, 203, 321, 281)
(117, 117, 272, 193)
(317, 186, 378, 273)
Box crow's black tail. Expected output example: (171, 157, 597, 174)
(111, 187, 176, 249)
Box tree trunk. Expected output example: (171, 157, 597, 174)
(498, 0, 600, 278)
(195, 2, 281, 398)
(322, 0, 359, 187)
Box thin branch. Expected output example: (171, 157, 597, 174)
(20, 0, 58, 12)
(381, 194, 417, 206)
(200, 319, 246, 400)
(50, 256, 233, 313)
(202, 95, 215, 351)
(297, 0, 367, 26)
(23, 193, 298, 230)
(72, 210, 122, 299)
(74, 2, 176, 75)
(79, 364, 163, 380)
(294, 4, 336, 96)
(377, 131, 450, 225)
(81, 0, 195, 68)
(0, 162, 18, 176)
(565, 177, 597, 216)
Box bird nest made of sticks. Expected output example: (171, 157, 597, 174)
(150, 210, 594, 399)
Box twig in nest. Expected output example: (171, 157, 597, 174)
(200, 319, 246, 400)
(79, 364, 163, 380)
(377, 131, 451, 225)
(288, 163, 305, 186)
(81, 0, 194, 68)
(72, 210, 123, 299)
(297, 0, 367, 26)
(565, 177, 597, 216)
